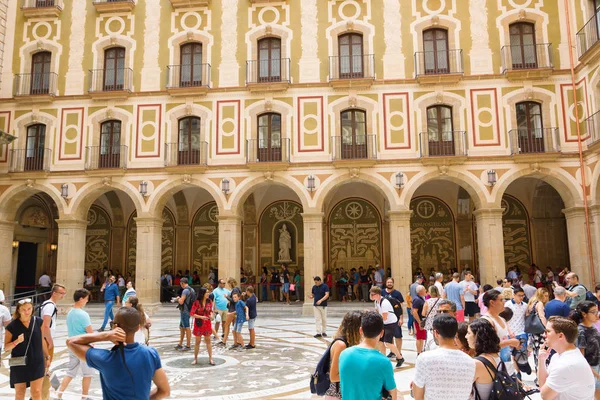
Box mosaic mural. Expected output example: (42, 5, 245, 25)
(86, 205, 111, 271)
(191, 202, 219, 278)
(328, 199, 381, 270)
(501, 195, 532, 268)
(260, 201, 304, 268)
(410, 197, 456, 274)
(127, 209, 176, 277)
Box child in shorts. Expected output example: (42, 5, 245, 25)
(231, 292, 249, 350)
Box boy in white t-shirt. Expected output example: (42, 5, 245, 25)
(369, 286, 404, 368)
(538, 316, 595, 400)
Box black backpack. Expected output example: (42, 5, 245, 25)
(568, 284, 597, 304)
(309, 338, 347, 395)
(474, 356, 525, 400)
(380, 297, 403, 319)
(36, 300, 57, 328)
(186, 287, 197, 310)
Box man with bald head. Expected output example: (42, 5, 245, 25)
(411, 285, 428, 355)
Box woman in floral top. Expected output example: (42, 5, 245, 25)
(191, 287, 215, 365)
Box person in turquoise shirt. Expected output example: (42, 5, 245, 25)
(339, 311, 397, 400)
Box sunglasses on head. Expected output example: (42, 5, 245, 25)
(18, 298, 32, 305)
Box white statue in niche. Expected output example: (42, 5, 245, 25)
(278, 223, 292, 263)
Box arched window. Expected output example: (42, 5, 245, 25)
(31, 51, 51, 95)
(258, 37, 281, 82)
(426, 105, 454, 156)
(509, 22, 537, 69)
(340, 109, 367, 159)
(99, 120, 122, 169)
(257, 113, 281, 162)
(25, 124, 46, 171)
(516, 101, 544, 153)
(178, 116, 201, 165)
(180, 43, 203, 87)
(338, 33, 363, 78)
(423, 29, 449, 74)
(103, 47, 126, 91)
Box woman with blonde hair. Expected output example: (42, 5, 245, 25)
(526, 287, 549, 370)
(219, 277, 241, 348)
(4, 299, 49, 400)
(124, 295, 151, 345)
(324, 311, 363, 399)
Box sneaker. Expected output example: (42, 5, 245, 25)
(244, 344, 256, 349)
(181, 346, 191, 351)
(97, 328, 105, 332)
(322, 333, 328, 337)
(387, 353, 395, 359)
(295, 299, 300, 302)
(314, 334, 322, 338)
(174, 344, 183, 350)
(396, 358, 405, 368)
(215, 341, 226, 347)
(228, 344, 241, 350)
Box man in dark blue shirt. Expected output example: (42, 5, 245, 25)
(245, 286, 258, 349)
(99, 276, 120, 331)
(67, 307, 170, 400)
(545, 286, 571, 318)
(309, 276, 330, 338)
(383, 277, 405, 365)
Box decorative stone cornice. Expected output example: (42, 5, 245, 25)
(472, 208, 504, 220)
(56, 219, 88, 229)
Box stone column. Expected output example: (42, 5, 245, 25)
(217, 215, 242, 283)
(55, 219, 88, 305)
(563, 207, 594, 286)
(301, 213, 324, 316)
(134, 217, 163, 307)
(590, 206, 600, 286)
(473, 208, 505, 286)
(0, 220, 16, 298)
(388, 210, 412, 295)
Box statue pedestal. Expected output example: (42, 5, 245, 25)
(277, 258, 292, 264)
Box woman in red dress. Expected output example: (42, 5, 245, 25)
(190, 287, 215, 365)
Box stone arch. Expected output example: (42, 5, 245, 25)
(19, 40, 63, 84)
(244, 100, 293, 144)
(91, 35, 136, 71)
(166, 103, 212, 145)
(315, 171, 399, 212)
(246, 24, 292, 68)
(410, 15, 461, 57)
(104, 191, 125, 227)
(168, 30, 214, 78)
(13, 111, 58, 151)
(0, 183, 66, 222)
(172, 191, 189, 225)
(230, 175, 310, 215)
(326, 20, 375, 61)
(68, 181, 144, 221)
(328, 96, 379, 154)
(493, 166, 583, 209)
(502, 87, 557, 141)
(147, 178, 225, 220)
(87, 107, 133, 149)
(413, 91, 467, 134)
(401, 169, 488, 210)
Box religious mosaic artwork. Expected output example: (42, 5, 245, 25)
(192, 202, 219, 279)
(410, 197, 456, 274)
(127, 209, 176, 277)
(502, 195, 532, 269)
(328, 199, 381, 270)
(86, 205, 111, 271)
(260, 201, 304, 268)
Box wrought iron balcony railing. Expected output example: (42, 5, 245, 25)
(418, 131, 467, 157)
(508, 128, 560, 154)
(331, 135, 377, 161)
(577, 12, 600, 58)
(164, 142, 208, 167)
(329, 54, 375, 80)
(14, 72, 58, 96)
(586, 110, 600, 147)
(9, 148, 51, 172)
(415, 49, 464, 76)
(246, 138, 290, 163)
(501, 43, 553, 72)
(246, 58, 291, 84)
(21, 0, 62, 8)
(85, 145, 128, 170)
(88, 68, 133, 93)
(166, 64, 211, 89)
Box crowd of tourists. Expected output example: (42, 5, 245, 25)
(313, 265, 600, 400)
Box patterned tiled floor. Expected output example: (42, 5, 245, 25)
(0, 304, 541, 399)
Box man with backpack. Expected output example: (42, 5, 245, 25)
(175, 277, 195, 351)
(382, 278, 405, 366)
(40, 283, 66, 400)
(563, 273, 592, 310)
(369, 286, 403, 368)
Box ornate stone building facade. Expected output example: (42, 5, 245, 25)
(0, 0, 599, 312)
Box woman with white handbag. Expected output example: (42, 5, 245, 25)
(3, 298, 49, 400)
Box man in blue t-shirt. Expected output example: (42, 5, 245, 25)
(245, 286, 258, 349)
(444, 273, 465, 322)
(545, 286, 571, 318)
(212, 279, 231, 340)
(309, 276, 330, 338)
(99, 276, 121, 331)
(339, 311, 397, 400)
(67, 307, 170, 400)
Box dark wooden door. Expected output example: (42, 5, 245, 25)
(427, 105, 454, 156)
(258, 113, 282, 162)
(423, 29, 449, 74)
(99, 120, 121, 168)
(103, 47, 125, 91)
(180, 43, 203, 87)
(15, 242, 37, 297)
(516, 101, 544, 153)
(178, 117, 201, 165)
(339, 33, 363, 79)
(258, 38, 281, 82)
(31, 51, 51, 94)
(25, 124, 46, 171)
(509, 23, 537, 69)
(341, 109, 367, 159)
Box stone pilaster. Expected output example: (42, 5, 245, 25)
(140, 0, 162, 91)
(382, 0, 405, 79)
(0, 220, 16, 298)
(219, 0, 239, 87)
(134, 217, 163, 306)
(590, 206, 600, 286)
(64, 0, 87, 95)
(0, 0, 15, 98)
(387, 210, 412, 294)
(468, 0, 494, 74)
(301, 212, 324, 316)
(217, 215, 242, 283)
(298, 0, 320, 83)
(473, 208, 505, 286)
(55, 219, 88, 305)
(563, 207, 594, 286)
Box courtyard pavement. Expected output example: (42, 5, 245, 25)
(0, 303, 541, 399)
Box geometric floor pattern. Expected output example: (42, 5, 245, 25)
(0, 304, 541, 399)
